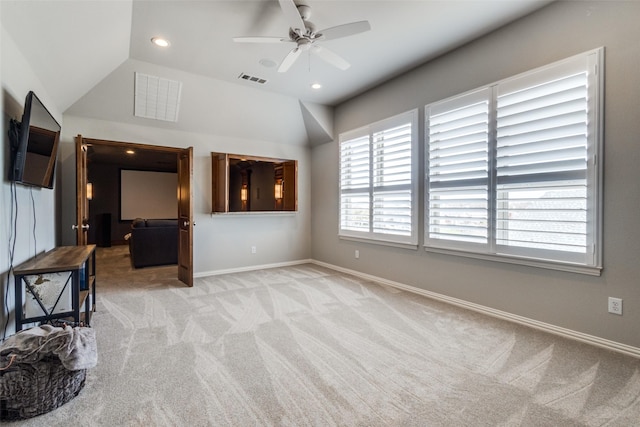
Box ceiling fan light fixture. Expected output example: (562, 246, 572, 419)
(151, 37, 170, 47)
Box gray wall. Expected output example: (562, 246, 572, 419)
(60, 115, 311, 276)
(58, 56, 313, 276)
(311, 1, 640, 348)
(1, 26, 61, 337)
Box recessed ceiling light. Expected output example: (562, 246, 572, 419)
(151, 37, 170, 47)
(311, 83, 322, 90)
(259, 58, 277, 68)
(126, 150, 135, 155)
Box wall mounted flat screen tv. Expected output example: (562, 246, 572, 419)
(8, 91, 61, 189)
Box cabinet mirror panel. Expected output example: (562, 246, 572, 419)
(211, 153, 297, 213)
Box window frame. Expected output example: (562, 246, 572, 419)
(424, 48, 604, 275)
(339, 109, 419, 247)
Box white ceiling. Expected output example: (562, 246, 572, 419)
(1, 0, 132, 113)
(3, 0, 553, 113)
(129, 0, 552, 106)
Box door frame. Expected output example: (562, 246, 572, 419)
(177, 147, 194, 286)
(75, 135, 89, 245)
(75, 135, 194, 286)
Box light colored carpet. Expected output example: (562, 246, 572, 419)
(10, 245, 640, 426)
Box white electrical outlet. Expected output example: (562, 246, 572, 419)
(251, 246, 257, 254)
(355, 250, 360, 259)
(608, 297, 622, 315)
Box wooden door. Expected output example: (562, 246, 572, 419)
(283, 160, 297, 211)
(178, 147, 194, 286)
(75, 135, 89, 245)
(211, 153, 229, 213)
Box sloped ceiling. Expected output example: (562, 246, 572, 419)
(1, 0, 132, 112)
(127, 0, 553, 106)
(2, 0, 553, 146)
(300, 101, 333, 146)
(66, 58, 311, 147)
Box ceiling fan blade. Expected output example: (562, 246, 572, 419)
(311, 45, 350, 70)
(278, 47, 302, 72)
(319, 21, 371, 41)
(278, 0, 305, 33)
(233, 36, 289, 43)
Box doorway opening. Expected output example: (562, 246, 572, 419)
(75, 136, 193, 286)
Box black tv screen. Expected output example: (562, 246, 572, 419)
(8, 91, 61, 189)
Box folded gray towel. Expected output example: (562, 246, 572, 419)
(0, 325, 97, 371)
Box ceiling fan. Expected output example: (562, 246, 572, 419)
(233, 0, 371, 73)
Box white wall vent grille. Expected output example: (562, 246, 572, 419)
(238, 73, 268, 85)
(134, 72, 182, 122)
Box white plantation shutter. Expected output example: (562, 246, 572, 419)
(373, 122, 413, 236)
(339, 111, 417, 245)
(495, 53, 596, 265)
(425, 49, 602, 272)
(426, 88, 491, 248)
(340, 134, 370, 232)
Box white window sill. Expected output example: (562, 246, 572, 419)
(339, 234, 418, 250)
(424, 246, 602, 276)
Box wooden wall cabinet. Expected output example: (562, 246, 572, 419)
(211, 153, 297, 213)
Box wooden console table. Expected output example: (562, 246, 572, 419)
(13, 245, 96, 332)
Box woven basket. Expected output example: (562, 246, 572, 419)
(0, 354, 86, 421)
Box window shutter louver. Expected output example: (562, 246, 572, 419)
(373, 123, 413, 236)
(496, 71, 590, 260)
(424, 49, 601, 272)
(339, 111, 417, 245)
(340, 134, 371, 232)
(427, 89, 490, 246)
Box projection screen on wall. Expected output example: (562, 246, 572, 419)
(120, 170, 178, 220)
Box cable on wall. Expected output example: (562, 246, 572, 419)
(30, 186, 37, 258)
(3, 180, 18, 341)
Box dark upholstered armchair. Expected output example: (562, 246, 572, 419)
(129, 219, 178, 268)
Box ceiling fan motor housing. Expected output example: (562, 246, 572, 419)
(289, 21, 318, 41)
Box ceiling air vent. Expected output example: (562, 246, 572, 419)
(238, 73, 268, 85)
(134, 72, 182, 122)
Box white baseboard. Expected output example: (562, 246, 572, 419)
(310, 259, 640, 359)
(194, 259, 313, 278)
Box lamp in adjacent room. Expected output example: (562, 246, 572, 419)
(86, 182, 93, 200)
(274, 181, 283, 200)
(240, 186, 248, 202)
